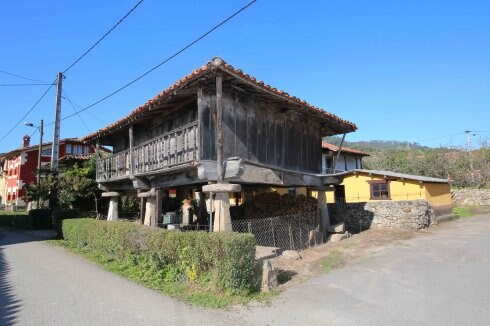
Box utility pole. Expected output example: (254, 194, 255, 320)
(37, 119, 43, 208)
(49, 72, 63, 208)
(51, 72, 63, 172)
(465, 130, 475, 184)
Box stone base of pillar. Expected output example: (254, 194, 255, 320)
(213, 192, 232, 232)
(144, 196, 156, 227)
(107, 196, 119, 221)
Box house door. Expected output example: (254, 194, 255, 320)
(334, 185, 346, 203)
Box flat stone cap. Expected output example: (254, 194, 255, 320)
(202, 183, 242, 193)
(101, 192, 120, 197)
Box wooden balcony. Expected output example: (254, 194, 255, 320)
(96, 121, 199, 182)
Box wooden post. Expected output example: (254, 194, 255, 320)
(155, 189, 162, 227)
(129, 124, 134, 175)
(139, 197, 145, 224)
(216, 73, 224, 183)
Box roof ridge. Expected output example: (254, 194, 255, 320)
(82, 57, 357, 142)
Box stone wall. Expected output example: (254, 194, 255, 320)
(328, 200, 435, 233)
(451, 188, 490, 207)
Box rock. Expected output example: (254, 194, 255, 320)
(328, 233, 345, 242)
(328, 222, 345, 233)
(308, 229, 323, 246)
(282, 250, 302, 260)
(261, 260, 278, 292)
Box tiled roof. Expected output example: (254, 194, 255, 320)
(82, 57, 357, 142)
(1, 138, 88, 159)
(336, 169, 449, 183)
(322, 142, 369, 156)
(59, 154, 93, 162)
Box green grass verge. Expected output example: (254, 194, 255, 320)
(47, 239, 278, 308)
(0, 211, 28, 215)
(452, 207, 473, 218)
(320, 250, 342, 273)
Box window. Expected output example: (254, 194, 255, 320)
(369, 181, 391, 200)
(66, 144, 72, 154)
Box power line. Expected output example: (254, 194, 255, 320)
(62, 0, 145, 74)
(50, 0, 258, 125)
(0, 1, 144, 146)
(0, 69, 48, 83)
(0, 83, 52, 87)
(415, 132, 466, 144)
(62, 90, 91, 133)
(0, 82, 55, 143)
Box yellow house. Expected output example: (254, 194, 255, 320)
(325, 169, 453, 216)
(0, 155, 7, 207)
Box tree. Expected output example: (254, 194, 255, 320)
(24, 173, 58, 208)
(58, 157, 102, 212)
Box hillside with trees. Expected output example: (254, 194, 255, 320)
(324, 137, 490, 188)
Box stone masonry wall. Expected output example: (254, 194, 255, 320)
(328, 199, 435, 233)
(451, 188, 490, 207)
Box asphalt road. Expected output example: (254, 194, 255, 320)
(2, 215, 490, 325)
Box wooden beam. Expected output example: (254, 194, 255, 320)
(216, 73, 224, 183)
(137, 189, 156, 198)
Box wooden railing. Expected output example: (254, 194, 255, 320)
(96, 121, 199, 181)
(96, 149, 130, 181)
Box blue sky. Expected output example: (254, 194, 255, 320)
(1, 0, 489, 153)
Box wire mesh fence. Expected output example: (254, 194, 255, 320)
(232, 211, 322, 251)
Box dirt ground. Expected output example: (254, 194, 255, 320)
(265, 227, 420, 289)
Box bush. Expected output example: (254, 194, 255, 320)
(52, 208, 80, 237)
(29, 209, 52, 229)
(0, 214, 14, 227)
(11, 214, 31, 229)
(62, 219, 256, 294)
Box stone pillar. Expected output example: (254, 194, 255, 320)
(213, 192, 232, 232)
(144, 195, 156, 227)
(138, 188, 160, 227)
(108, 196, 119, 221)
(202, 183, 241, 232)
(317, 190, 330, 240)
(102, 192, 120, 221)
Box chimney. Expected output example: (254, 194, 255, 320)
(23, 135, 30, 148)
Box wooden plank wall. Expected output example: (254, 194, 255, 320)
(199, 89, 322, 173)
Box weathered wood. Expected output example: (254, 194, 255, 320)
(101, 192, 120, 197)
(216, 74, 224, 183)
(202, 183, 241, 193)
(137, 188, 156, 198)
(129, 124, 134, 175)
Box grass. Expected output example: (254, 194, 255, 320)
(452, 207, 474, 218)
(46, 239, 279, 308)
(0, 210, 28, 215)
(320, 250, 342, 273)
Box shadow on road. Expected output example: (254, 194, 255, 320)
(0, 233, 22, 325)
(0, 227, 55, 325)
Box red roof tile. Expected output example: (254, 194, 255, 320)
(82, 57, 357, 142)
(322, 142, 369, 156)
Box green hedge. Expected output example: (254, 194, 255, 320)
(53, 209, 80, 237)
(0, 210, 52, 230)
(29, 209, 52, 229)
(62, 219, 256, 294)
(0, 214, 14, 227)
